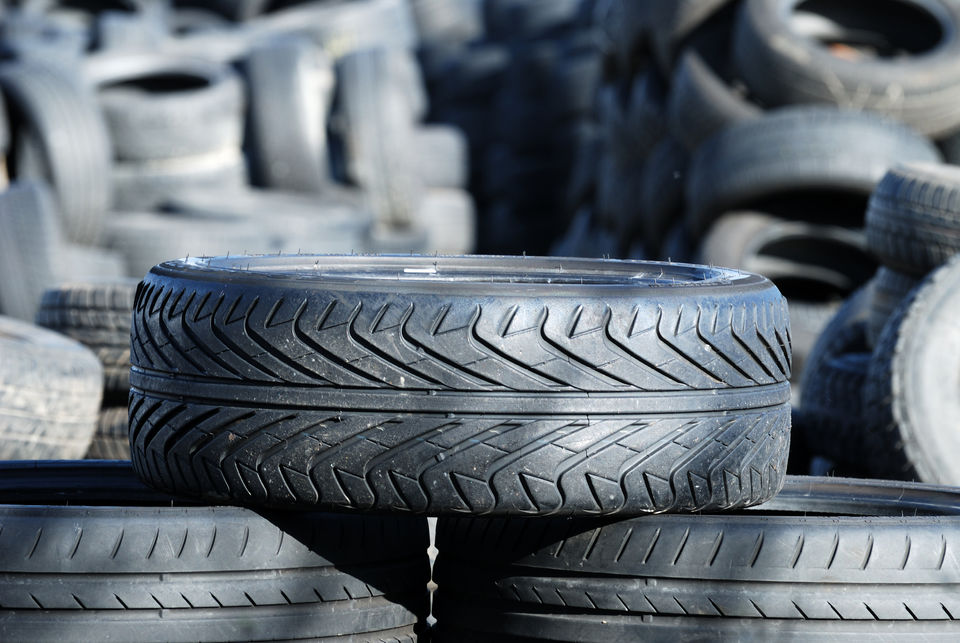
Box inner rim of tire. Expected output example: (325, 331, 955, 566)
(792, 0, 945, 57)
(179, 255, 750, 286)
(102, 71, 211, 93)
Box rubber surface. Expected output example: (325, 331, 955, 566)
(0, 460, 428, 642)
(867, 267, 920, 348)
(85, 407, 131, 460)
(866, 162, 960, 277)
(129, 254, 791, 516)
(434, 475, 960, 641)
(0, 316, 102, 460)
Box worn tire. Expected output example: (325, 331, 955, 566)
(649, 0, 734, 72)
(433, 475, 960, 641)
(864, 254, 960, 484)
(85, 407, 130, 460)
(733, 0, 960, 137)
(0, 183, 62, 321)
(0, 460, 428, 642)
(686, 107, 942, 236)
(244, 37, 334, 193)
(36, 280, 138, 402)
(0, 60, 111, 244)
(129, 255, 791, 516)
(866, 162, 960, 277)
(867, 267, 920, 348)
(414, 125, 468, 190)
(89, 54, 244, 162)
(0, 316, 102, 460)
(639, 137, 687, 252)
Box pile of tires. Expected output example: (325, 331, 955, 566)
(0, 0, 478, 324)
(796, 162, 960, 484)
(555, 0, 960, 390)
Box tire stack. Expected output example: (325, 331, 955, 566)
(36, 280, 139, 460)
(797, 162, 960, 483)
(558, 0, 960, 391)
(414, 0, 603, 255)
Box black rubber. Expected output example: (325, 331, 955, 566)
(864, 254, 960, 484)
(88, 53, 244, 162)
(85, 407, 130, 460)
(0, 183, 62, 321)
(433, 475, 960, 641)
(649, 0, 735, 72)
(129, 254, 791, 516)
(0, 460, 428, 642)
(0, 60, 111, 244)
(867, 267, 920, 348)
(866, 162, 960, 277)
(733, 0, 960, 137)
(686, 107, 942, 236)
(36, 280, 138, 402)
(0, 316, 102, 460)
(639, 137, 687, 253)
(244, 37, 334, 193)
(667, 50, 761, 152)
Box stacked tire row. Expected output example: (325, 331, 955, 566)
(0, 0, 478, 322)
(413, 0, 604, 255)
(797, 162, 960, 484)
(550, 0, 960, 392)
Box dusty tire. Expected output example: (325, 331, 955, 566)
(863, 254, 960, 484)
(84, 407, 130, 460)
(36, 280, 138, 402)
(686, 107, 941, 236)
(866, 162, 960, 277)
(733, 0, 960, 137)
(433, 475, 960, 641)
(0, 460, 428, 642)
(130, 255, 791, 516)
(867, 267, 920, 348)
(0, 316, 102, 460)
(0, 60, 111, 244)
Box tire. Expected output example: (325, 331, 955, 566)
(0, 182, 62, 321)
(594, 153, 644, 234)
(244, 37, 334, 193)
(414, 125, 468, 189)
(786, 300, 841, 389)
(0, 316, 102, 460)
(733, 0, 960, 138)
(639, 137, 687, 252)
(598, 73, 665, 168)
(130, 255, 791, 516)
(685, 107, 942, 237)
(410, 0, 484, 46)
(433, 475, 960, 641)
(335, 49, 421, 226)
(85, 406, 130, 460)
(415, 188, 475, 254)
(867, 267, 920, 348)
(59, 244, 129, 280)
(866, 162, 960, 277)
(35, 280, 138, 402)
(111, 147, 248, 211)
(649, 0, 735, 72)
(0, 460, 428, 642)
(667, 50, 761, 152)
(484, 0, 582, 41)
(863, 254, 960, 484)
(0, 60, 111, 244)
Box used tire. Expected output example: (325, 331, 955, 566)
(130, 255, 791, 516)
(88, 53, 244, 162)
(0, 183, 62, 321)
(733, 0, 960, 137)
(867, 267, 920, 348)
(0, 316, 102, 460)
(244, 37, 334, 193)
(0, 460, 428, 642)
(414, 125, 468, 189)
(85, 407, 130, 460)
(638, 137, 687, 252)
(686, 107, 942, 236)
(433, 475, 960, 641)
(866, 162, 960, 277)
(36, 280, 138, 402)
(0, 60, 111, 244)
(863, 254, 960, 484)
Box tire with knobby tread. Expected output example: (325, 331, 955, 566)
(0, 316, 102, 460)
(865, 162, 960, 277)
(0, 460, 428, 642)
(36, 280, 138, 401)
(434, 475, 960, 641)
(130, 254, 792, 516)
